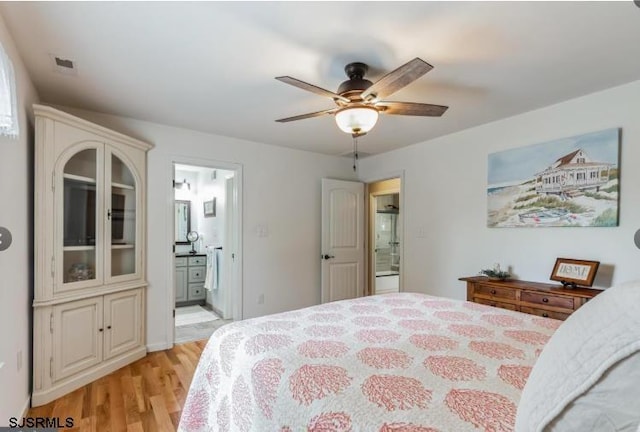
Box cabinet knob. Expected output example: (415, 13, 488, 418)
(107, 325, 112, 329)
(542, 297, 549, 303)
(98, 328, 103, 332)
(542, 313, 549, 318)
(490, 290, 496, 295)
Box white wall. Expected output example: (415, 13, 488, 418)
(360, 80, 640, 300)
(0, 12, 39, 422)
(51, 106, 356, 350)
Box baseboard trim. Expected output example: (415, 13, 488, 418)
(147, 341, 173, 352)
(208, 303, 224, 318)
(19, 396, 30, 418)
(31, 347, 146, 407)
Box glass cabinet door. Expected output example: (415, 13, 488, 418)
(62, 149, 99, 285)
(108, 153, 137, 279)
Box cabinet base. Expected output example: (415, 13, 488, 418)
(32, 347, 146, 407)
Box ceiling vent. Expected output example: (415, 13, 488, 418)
(50, 54, 78, 76)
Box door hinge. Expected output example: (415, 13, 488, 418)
(232, 253, 235, 261)
(173, 309, 176, 318)
(172, 244, 175, 253)
(49, 357, 53, 379)
(172, 179, 176, 188)
(49, 313, 53, 334)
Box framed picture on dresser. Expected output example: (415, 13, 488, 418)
(550, 258, 600, 287)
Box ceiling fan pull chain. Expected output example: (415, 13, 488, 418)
(352, 135, 359, 171)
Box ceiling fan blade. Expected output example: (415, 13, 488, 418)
(276, 76, 350, 103)
(275, 108, 338, 123)
(376, 101, 448, 117)
(361, 58, 433, 101)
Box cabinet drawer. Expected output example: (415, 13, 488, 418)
(474, 284, 517, 300)
(175, 257, 188, 267)
(188, 256, 206, 266)
(474, 297, 517, 311)
(520, 306, 570, 321)
(188, 284, 206, 300)
(521, 292, 574, 310)
(188, 266, 206, 282)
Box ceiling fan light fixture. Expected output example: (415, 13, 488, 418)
(335, 106, 379, 135)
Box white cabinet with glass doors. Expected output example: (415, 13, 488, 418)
(32, 105, 153, 406)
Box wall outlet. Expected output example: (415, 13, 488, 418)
(17, 350, 22, 371)
(257, 294, 265, 304)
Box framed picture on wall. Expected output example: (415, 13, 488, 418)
(487, 128, 620, 228)
(203, 198, 216, 217)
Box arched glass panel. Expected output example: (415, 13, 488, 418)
(110, 154, 136, 277)
(63, 149, 97, 283)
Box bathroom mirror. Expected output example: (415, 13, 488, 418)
(175, 200, 191, 244)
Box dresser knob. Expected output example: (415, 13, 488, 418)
(542, 313, 549, 318)
(542, 297, 549, 303)
(491, 290, 496, 295)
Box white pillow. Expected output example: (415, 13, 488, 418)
(515, 280, 640, 432)
(547, 352, 640, 431)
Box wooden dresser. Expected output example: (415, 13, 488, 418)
(460, 276, 601, 320)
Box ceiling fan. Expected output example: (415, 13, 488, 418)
(275, 57, 448, 137)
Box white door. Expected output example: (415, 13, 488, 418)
(103, 289, 142, 360)
(53, 297, 103, 381)
(321, 179, 365, 303)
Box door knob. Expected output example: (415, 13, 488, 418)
(322, 254, 335, 260)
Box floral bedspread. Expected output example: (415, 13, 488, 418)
(179, 293, 560, 432)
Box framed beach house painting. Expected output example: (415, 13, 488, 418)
(487, 128, 620, 228)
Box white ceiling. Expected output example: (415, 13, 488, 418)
(2, 2, 640, 156)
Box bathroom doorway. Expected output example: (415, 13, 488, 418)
(367, 178, 402, 295)
(170, 161, 241, 344)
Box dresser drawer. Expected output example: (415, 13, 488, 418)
(474, 284, 517, 301)
(520, 292, 574, 310)
(188, 266, 206, 282)
(520, 306, 570, 321)
(474, 297, 518, 311)
(188, 284, 206, 300)
(175, 257, 188, 267)
(188, 256, 206, 266)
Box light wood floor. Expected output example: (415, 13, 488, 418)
(28, 341, 206, 431)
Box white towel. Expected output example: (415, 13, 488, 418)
(204, 248, 217, 291)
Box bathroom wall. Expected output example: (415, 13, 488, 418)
(173, 164, 233, 316)
(174, 168, 200, 253)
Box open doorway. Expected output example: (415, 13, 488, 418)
(171, 162, 241, 344)
(368, 178, 402, 295)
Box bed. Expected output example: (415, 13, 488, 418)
(178, 292, 562, 431)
